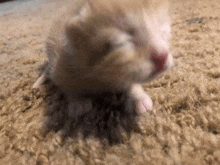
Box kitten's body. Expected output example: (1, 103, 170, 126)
(34, 0, 173, 116)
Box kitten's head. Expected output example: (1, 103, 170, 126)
(65, 0, 173, 89)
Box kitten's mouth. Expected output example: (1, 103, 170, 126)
(149, 63, 170, 79)
(150, 54, 173, 77)
(152, 66, 164, 75)
(149, 68, 164, 79)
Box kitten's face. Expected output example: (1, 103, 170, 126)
(65, 0, 173, 87)
(91, 9, 172, 83)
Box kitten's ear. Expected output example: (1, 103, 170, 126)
(65, 17, 89, 48)
(66, 17, 81, 34)
(87, 0, 96, 13)
(87, 0, 123, 18)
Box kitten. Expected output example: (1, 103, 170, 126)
(33, 0, 173, 117)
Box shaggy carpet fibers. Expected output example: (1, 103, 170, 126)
(1, 0, 220, 164)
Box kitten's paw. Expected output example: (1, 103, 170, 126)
(67, 99, 92, 118)
(133, 93, 153, 115)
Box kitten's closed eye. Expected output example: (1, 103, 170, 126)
(127, 28, 136, 36)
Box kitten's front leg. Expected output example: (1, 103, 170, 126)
(127, 84, 153, 115)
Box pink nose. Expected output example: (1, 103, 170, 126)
(151, 52, 168, 71)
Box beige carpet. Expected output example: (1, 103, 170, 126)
(1, 0, 220, 164)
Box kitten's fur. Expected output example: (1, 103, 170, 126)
(34, 0, 173, 116)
